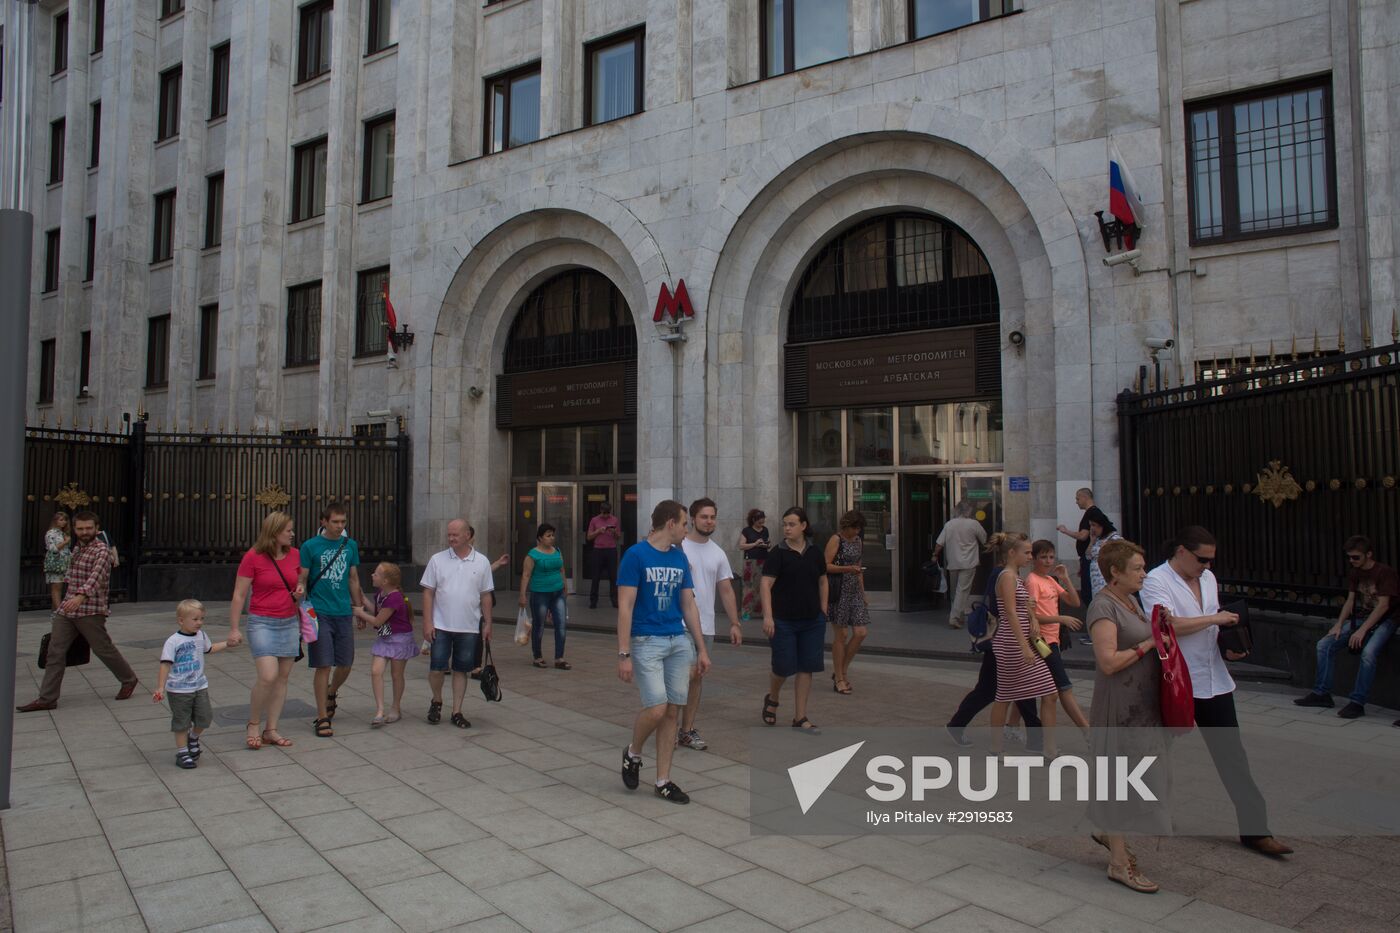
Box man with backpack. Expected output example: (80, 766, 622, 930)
(944, 557, 1042, 749)
(298, 503, 363, 738)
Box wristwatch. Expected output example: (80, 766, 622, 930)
(617, 651, 631, 659)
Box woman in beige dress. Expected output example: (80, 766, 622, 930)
(1086, 538, 1171, 894)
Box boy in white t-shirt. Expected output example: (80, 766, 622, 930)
(678, 498, 742, 751)
(152, 599, 231, 769)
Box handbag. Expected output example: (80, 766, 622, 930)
(38, 631, 91, 669)
(479, 639, 502, 702)
(1217, 599, 1253, 658)
(269, 555, 318, 643)
(1150, 603, 1196, 734)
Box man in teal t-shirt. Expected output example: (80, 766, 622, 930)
(298, 503, 363, 737)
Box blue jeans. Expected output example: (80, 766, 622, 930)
(1314, 616, 1397, 704)
(529, 589, 567, 660)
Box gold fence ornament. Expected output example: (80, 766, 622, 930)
(1254, 461, 1302, 508)
(254, 483, 292, 511)
(54, 483, 92, 511)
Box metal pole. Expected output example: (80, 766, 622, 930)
(0, 0, 40, 811)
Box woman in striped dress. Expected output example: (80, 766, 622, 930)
(988, 533, 1058, 753)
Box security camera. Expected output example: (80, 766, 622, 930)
(1103, 249, 1142, 267)
(467, 386, 484, 399)
(1145, 338, 1175, 350)
(366, 408, 392, 418)
(1007, 330, 1025, 347)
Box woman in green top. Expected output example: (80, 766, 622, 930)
(519, 523, 570, 669)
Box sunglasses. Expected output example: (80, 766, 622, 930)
(1187, 550, 1214, 566)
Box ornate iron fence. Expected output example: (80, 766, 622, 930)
(22, 423, 411, 608)
(1118, 341, 1400, 614)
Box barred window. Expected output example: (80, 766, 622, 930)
(788, 212, 998, 344)
(356, 266, 390, 357)
(504, 269, 635, 373)
(1187, 77, 1336, 244)
(286, 281, 322, 367)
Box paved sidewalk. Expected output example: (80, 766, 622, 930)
(4, 603, 1398, 932)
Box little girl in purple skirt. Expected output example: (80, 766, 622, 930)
(353, 562, 416, 727)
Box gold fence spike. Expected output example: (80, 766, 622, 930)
(1289, 335, 1297, 361)
(1338, 323, 1345, 354)
(1363, 317, 1373, 349)
(1267, 340, 1276, 365)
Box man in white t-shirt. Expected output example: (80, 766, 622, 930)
(934, 500, 987, 628)
(420, 518, 495, 729)
(677, 497, 741, 751)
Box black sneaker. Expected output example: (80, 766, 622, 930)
(1294, 691, 1334, 708)
(621, 748, 642, 790)
(175, 750, 197, 770)
(1337, 701, 1365, 719)
(654, 781, 690, 804)
(946, 725, 973, 748)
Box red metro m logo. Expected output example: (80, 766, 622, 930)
(653, 280, 695, 324)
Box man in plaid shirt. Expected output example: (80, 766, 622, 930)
(18, 510, 139, 712)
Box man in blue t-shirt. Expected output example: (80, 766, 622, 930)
(616, 499, 711, 804)
(298, 502, 363, 738)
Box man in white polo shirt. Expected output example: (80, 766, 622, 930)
(420, 518, 495, 729)
(678, 497, 742, 751)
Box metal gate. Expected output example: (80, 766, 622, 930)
(1118, 342, 1400, 614)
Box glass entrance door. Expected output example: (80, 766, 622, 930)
(800, 479, 841, 545)
(899, 474, 950, 611)
(847, 476, 895, 610)
(537, 483, 579, 591)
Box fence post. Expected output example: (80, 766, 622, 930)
(1116, 389, 1139, 539)
(396, 430, 412, 563)
(127, 419, 147, 601)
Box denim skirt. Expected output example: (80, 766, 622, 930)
(247, 614, 300, 659)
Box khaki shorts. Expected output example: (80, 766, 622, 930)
(168, 688, 213, 732)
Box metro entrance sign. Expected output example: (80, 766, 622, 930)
(801, 327, 979, 409)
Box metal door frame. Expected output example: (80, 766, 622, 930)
(844, 474, 897, 611)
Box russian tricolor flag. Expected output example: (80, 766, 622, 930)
(1108, 141, 1144, 247)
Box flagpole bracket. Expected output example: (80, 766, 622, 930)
(391, 324, 415, 349)
(1095, 211, 1141, 253)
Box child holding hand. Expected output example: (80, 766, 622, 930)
(153, 599, 231, 769)
(352, 562, 415, 727)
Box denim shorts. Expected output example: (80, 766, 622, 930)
(631, 634, 694, 708)
(770, 616, 825, 677)
(247, 614, 300, 659)
(430, 630, 479, 673)
(307, 614, 355, 668)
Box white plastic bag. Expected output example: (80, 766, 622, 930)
(935, 566, 948, 595)
(514, 607, 532, 646)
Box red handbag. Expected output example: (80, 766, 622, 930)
(1151, 604, 1195, 734)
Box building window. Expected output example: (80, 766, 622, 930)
(910, 0, 1014, 40)
(78, 330, 91, 397)
(362, 113, 394, 202)
(586, 27, 644, 126)
(89, 101, 100, 166)
(209, 42, 230, 119)
(161, 0, 184, 17)
(286, 282, 322, 367)
(367, 0, 397, 54)
(38, 340, 56, 404)
(198, 304, 217, 379)
(504, 269, 636, 373)
(761, 0, 847, 78)
(53, 11, 68, 74)
(291, 137, 328, 222)
(49, 119, 65, 184)
(297, 0, 333, 83)
(84, 215, 96, 282)
(1186, 77, 1336, 244)
(204, 173, 224, 248)
(157, 66, 182, 141)
(91, 1, 104, 53)
(152, 189, 176, 262)
(145, 315, 171, 388)
(43, 229, 60, 293)
(355, 266, 390, 356)
(485, 64, 541, 154)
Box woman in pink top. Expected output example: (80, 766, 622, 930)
(229, 511, 303, 750)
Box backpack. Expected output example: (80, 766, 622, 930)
(966, 567, 1004, 644)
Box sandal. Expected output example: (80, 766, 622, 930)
(533, 658, 548, 668)
(312, 718, 333, 738)
(261, 730, 294, 748)
(554, 660, 571, 670)
(245, 722, 263, 751)
(427, 700, 442, 724)
(791, 717, 821, 734)
(762, 694, 778, 726)
(384, 712, 401, 724)
(450, 712, 471, 729)
(834, 679, 853, 695)
(371, 714, 386, 728)
(1107, 861, 1158, 894)
(325, 693, 338, 720)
